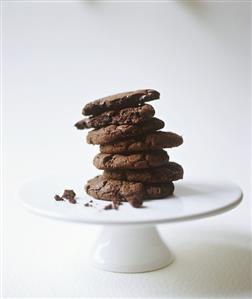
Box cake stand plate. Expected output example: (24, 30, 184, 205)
(19, 178, 242, 273)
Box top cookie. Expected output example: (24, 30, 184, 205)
(82, 89, 160, 116)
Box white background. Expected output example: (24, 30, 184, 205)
(2, 1, 251, 298)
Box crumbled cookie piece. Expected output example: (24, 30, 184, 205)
(128, 197, 143, 208)
(68, 198, 77, 204)
(62, 189, 76, 200)
(62, 189, 76, 204)
(54, 194, 64, 201)
(104, 204, 113, 210)
(54, 189, 77, 204)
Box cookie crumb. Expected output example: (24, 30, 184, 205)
(112, 199, 122, 210)
(84, 202, 92, 207)
(104, 204, 113, 210)
(113, 204, 119, 210)
(60, 189, 77, 204)
(62, 189, 76, 200)
(68, 198, 77, 204)
(128, 197, 143, 208)
(54, 194, 64, 201)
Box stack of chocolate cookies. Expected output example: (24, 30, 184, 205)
(75, 89, 183, 208)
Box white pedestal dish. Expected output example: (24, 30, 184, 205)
(20, 179, 242, 273)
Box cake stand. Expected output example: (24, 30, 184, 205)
(19, 178, 242, 273)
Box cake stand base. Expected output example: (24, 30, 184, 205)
(20, 179, 243, 273)
(91, 225, 174, 273)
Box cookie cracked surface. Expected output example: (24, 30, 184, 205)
(85, 176, 144, 207)
(85, 176, 175, 207)
(93, 150, 169, 170)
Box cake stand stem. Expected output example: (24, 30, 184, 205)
(91, 225, 174, 273)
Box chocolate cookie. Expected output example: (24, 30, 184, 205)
(85, 175, 144, 207)
(145, 181, 174, 199)
(85, 176, 174, 206)
(87, 118, 164, 145)
(83, 89, 160, 116)
(75, 104, 155, 129)
(103, 162, 183, 183)
(93, 150, 169, 170)
(100, 131, 183, 153)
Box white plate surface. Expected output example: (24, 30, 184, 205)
(19, 177, 243, 225)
